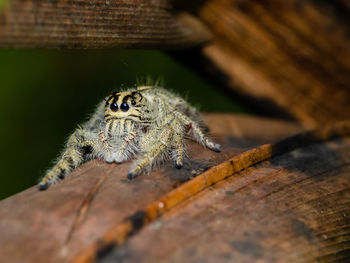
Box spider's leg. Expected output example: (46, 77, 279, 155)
(174, 110, 221, 152)
(115, 130, 138, 162)
(171, 118, 185, 169)
(128, 123, 174, 179)
(38, 129, 98, 190)
(157, 91, 207, 130)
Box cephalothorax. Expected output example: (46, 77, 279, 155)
(39, 86, 221, 190)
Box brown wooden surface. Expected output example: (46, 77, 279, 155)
(81, 120, 350, 263)
(100, 132, 350, 263)
(0, 0, 210, 49)
(174, 0, 350, 127)
(0, 114, 301, 263)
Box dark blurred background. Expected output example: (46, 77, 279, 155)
(0, 49, 248, 199)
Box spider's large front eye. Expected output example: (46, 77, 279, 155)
(110, 102, 118, 112)
(120, 102, 129, 112)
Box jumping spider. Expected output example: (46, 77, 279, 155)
(39, 86, 221, 190)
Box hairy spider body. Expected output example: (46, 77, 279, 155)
(39, 86, 221, 190)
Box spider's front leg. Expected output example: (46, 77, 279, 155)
(127, 123, 174, 180)
(38, 128, 98, 190)
(98, 130, 113, 162)
(114, 131, 138, 163)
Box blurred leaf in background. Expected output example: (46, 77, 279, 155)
(0, 49, 248, 199)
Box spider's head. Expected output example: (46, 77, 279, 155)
(104, 89, 145, 123)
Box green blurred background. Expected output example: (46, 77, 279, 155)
(0, 49, 248, 200)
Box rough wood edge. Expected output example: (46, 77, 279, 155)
(72, 120, 350, 263)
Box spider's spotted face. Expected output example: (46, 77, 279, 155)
(104, 90, 144, 122)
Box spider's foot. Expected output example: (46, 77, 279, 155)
(205, 139, 221, 152)
(127, 170, 139, 180)
(211, 143, 221, 152)
(174, 161, 183, 169)
(38, 182, 50, 191)
(207, 144, 221, 152)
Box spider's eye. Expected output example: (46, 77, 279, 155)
(110, 102, 118, 112)
(131, 100, 136, 106)
(120, 102, 129, 112)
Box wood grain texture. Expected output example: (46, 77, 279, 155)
(0, 114, 301, 263)
(0, 0, 210, 49)
(100, 132, 350, 262)
(93, 120, 350, 263)
(174, 0, 350, 127)
(78, 120, 350, 262)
